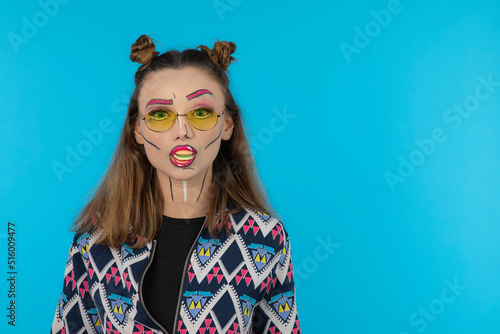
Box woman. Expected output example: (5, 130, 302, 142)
(51, 35, 300, 334)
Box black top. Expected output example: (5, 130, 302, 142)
(142, 215, 205, 333)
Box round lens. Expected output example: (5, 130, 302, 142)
(145, 109, 175, 132)
(187, 108, 218, 130)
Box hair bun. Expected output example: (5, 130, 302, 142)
(199, 40, 236, 71)
(130, 35, 159, 70)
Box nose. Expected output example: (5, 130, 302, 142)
(173, 114, 194, 139)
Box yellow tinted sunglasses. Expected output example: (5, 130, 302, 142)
(140, 107, 225, 132)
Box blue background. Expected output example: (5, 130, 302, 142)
(1, 0, 499, 332)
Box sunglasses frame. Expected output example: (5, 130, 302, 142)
(139, 107, 225, 132)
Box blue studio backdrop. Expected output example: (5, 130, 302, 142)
(1, 0, 499, 333)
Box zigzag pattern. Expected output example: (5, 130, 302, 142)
(189, 234, 282, 287)
(51, 208, 300, 334)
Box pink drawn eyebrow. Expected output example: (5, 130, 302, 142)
(186, 89, 213, 100)
(146, 99, 173, 107)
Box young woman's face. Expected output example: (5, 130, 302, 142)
(134, 66, 234, 182)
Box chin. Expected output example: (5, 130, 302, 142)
(165, 167, 202, 182)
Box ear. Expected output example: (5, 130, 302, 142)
(134, 118, 144, 145)
(221, 113, 234, 141)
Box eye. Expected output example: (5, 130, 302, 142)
(149, 109, 171, 121)
(191, 108, 214, 119)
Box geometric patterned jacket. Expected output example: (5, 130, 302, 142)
(51, 207, 301, 334)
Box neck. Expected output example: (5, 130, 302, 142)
(159, 166, 212, 218)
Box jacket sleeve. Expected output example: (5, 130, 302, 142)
(51, 233, 100, 334)
(251, 223, 301, 334)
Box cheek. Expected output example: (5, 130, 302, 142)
(201, 126, 224, 152)
(140, 132, 166, 164)
(196, 131, 223, 163)
(141, 131, 164, 153)
(142, 146, 162, 169)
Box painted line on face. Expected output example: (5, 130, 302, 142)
(141, 133, 161, 150)
(204, 126, 223, 150)
(186, 89, 213, 100)
(183, 181, 187, 203)
(184, 124, 188, 138)
(196, 168, 209, 204)
(169, 177, 174, 201)
(146, 98, 173, 108)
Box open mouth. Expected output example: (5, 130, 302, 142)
(170, 145, 197, 167)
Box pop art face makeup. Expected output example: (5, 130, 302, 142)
(134, 67, 234, 205)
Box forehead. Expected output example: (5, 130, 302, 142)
(138, 67, 222, 102)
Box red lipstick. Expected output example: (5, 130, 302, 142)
(170, 145, 197, 167)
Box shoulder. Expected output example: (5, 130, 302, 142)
(66, 230, 153, 285)
(69, 229, 151, 263)
(228, 207, 290, 253)
(67, 229, 107, 264)
(70, 229, 104, 251)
